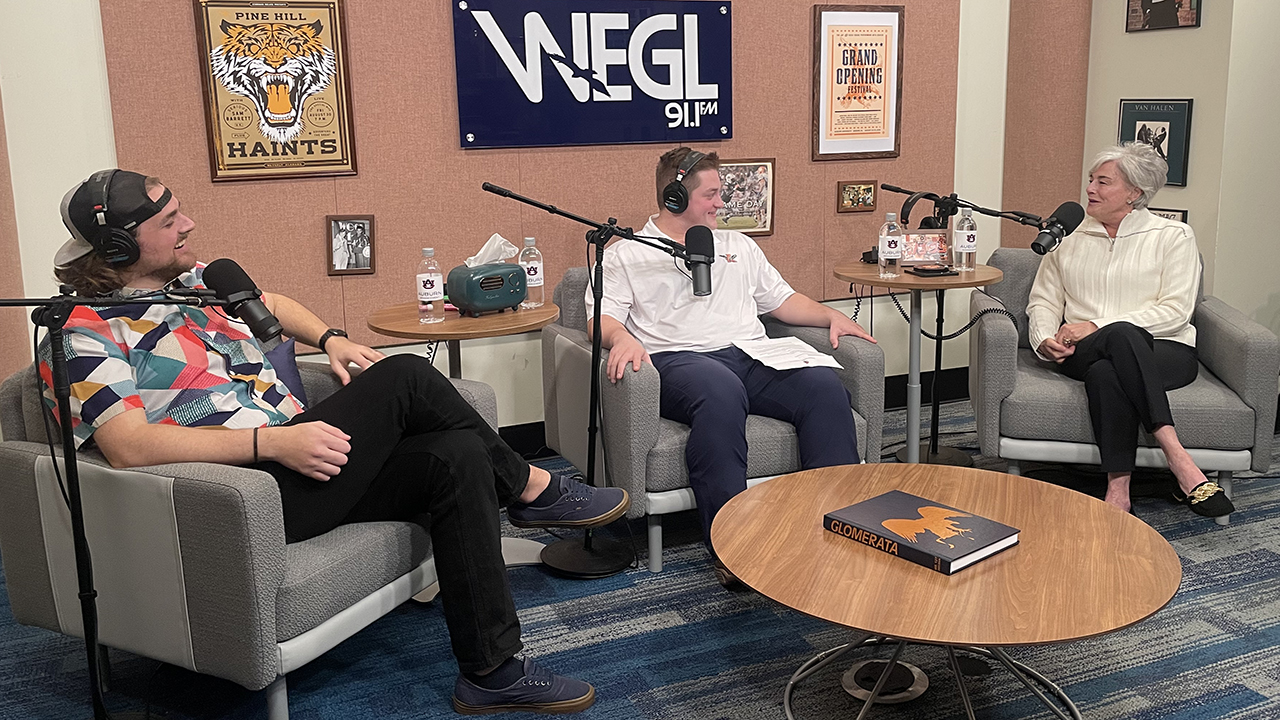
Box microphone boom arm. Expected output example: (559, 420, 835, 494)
(879, 183, 1044, 229)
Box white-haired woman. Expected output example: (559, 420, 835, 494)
(1025, 142, 1233, 518)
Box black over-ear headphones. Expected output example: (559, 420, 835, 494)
(83, 169, 141, 267)
(661, 150, 708, 214)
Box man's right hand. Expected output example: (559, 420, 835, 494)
(261, 422, 352, 481)
(607, 335, 651, 383)
(1038, 337, 1075, 363)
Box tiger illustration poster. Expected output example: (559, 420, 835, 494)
(194, 0, 356, 180)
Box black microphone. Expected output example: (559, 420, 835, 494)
(202, 258, 284, 351)
(1031, 202, 1086, 255)
(683, 225, 715, 297)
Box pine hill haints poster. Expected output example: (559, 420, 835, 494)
(194, 0, 357, 180)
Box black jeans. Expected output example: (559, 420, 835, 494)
(253, 354, 529, 673)
(1058, 322, 1198, 473)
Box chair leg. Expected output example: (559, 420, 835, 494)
(266, 675, 289, 720)
(647, 515, 663, 573)
(1215, 471, 1233, 526)
(1006, 460, 1021, 476)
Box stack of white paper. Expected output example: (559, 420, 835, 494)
(732, 337, 842, 371)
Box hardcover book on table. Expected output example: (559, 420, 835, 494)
(823, 490, 1020, 575)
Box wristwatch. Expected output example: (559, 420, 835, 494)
(317, 328, 348, 352)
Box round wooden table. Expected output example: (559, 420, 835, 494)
(711, 464, 1182, 719)
(366, 303, 560, 378)
(832, 263, 1003, 464)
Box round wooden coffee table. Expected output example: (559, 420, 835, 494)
(366, 303, 559, 378)
(710, 464, 1182, 720)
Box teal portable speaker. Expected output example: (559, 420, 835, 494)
(447, 263, 527, 317)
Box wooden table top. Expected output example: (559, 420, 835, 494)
(710, 464, 1182, 647)
(366, 302, 560, 341)
(832, 261, 1003, 291)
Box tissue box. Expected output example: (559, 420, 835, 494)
(447, 263, 527, 317)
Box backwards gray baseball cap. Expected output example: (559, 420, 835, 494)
(55, 170, 171, 267)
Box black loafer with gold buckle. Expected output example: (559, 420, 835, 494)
(1173, 480, 1235, 518)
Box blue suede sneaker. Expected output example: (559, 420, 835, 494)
(507, 471, 630, 529)
(453, 657, 596, 715)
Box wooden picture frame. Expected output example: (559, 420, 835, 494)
(837, 180, 877, 213)
(194, 0, 358, 181)
(1148, 207, 1189, 223)
(812, 5, 904, 161)
(716, 158, 775, 236)
(327, 215, 375, 275)
(1118, 99, 1193, 186)
(1126, 0, 1201, 32)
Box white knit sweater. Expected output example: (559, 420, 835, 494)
(1026, 208, 1199, 361)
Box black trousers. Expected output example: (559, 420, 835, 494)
(253, 354, 529, 673)
(1058, 322, 1198, 473)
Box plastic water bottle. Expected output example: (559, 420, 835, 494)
(518, 237, 544, 309)
(878, 212, 901, 279)
(417, 248, 445, 324)
(953, 208, 978, 272)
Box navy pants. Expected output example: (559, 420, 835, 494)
(650, 346, 859, 543)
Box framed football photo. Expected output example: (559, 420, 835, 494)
(194, 0, 358, 181)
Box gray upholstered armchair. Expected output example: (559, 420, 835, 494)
(969, 248, 1279, 525)
(0, 362, 541, 720)
(542, 267, 885, 571)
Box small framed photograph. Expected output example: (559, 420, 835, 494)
(1118, 99, 1193, 186)
(901, 230, 950, 266)
(327, 215, 375, 275)
(1149, 207, 1189, 223)
(837, 180, 877, 213)
(812, 5, 904, 161)
(716, 158, 775, 236)
(1126, 0, 1201, 32)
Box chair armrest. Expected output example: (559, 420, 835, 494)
(0, 441, 286, 691)
(298, 362, 343, 405)
(598, 345, 662, 517)
(762, 318, 885, 463)
(969, 290, 1020, 457)
(450, 378, 498, 431)
(1195, 296, 1280, 472)
(541, 324, 661, 517)
(126, 459, 287, 690)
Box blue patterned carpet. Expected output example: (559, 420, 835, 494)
(3, 402, 1279, 719)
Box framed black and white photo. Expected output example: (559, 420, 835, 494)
(1118, 99, 1192, 186)
(1126, 0, 1201, 33)
(1149, 207, 1189, 223)
(326, 215, 375, 275)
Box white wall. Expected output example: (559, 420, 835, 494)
(1083, 0, 1234, 294)
(0, 0, 117, 301)
(1216, 0, 1280, 337)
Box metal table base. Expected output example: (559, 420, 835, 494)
(784, 635, 1082, 720)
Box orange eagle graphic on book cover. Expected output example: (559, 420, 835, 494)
(881, 506, 976, 549)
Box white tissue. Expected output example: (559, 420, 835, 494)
(465, 233, 519, 267)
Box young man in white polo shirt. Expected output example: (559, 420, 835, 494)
(586, 147, 875, 586)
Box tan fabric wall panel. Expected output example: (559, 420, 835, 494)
(0, 85, 33, 379)
(1002, 0, 1092, 248)
(103, 0, 960, 347)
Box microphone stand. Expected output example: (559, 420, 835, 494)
(482, 182, 689, 578)
(0, 287, 229, 719)
(878, 185, 1044, 467)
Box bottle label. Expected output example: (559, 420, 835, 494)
(417, 273, 444, 302)
(521, 260, 544, 287)
(879, 234, 901, 259)
(955, 231, 978, 253)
